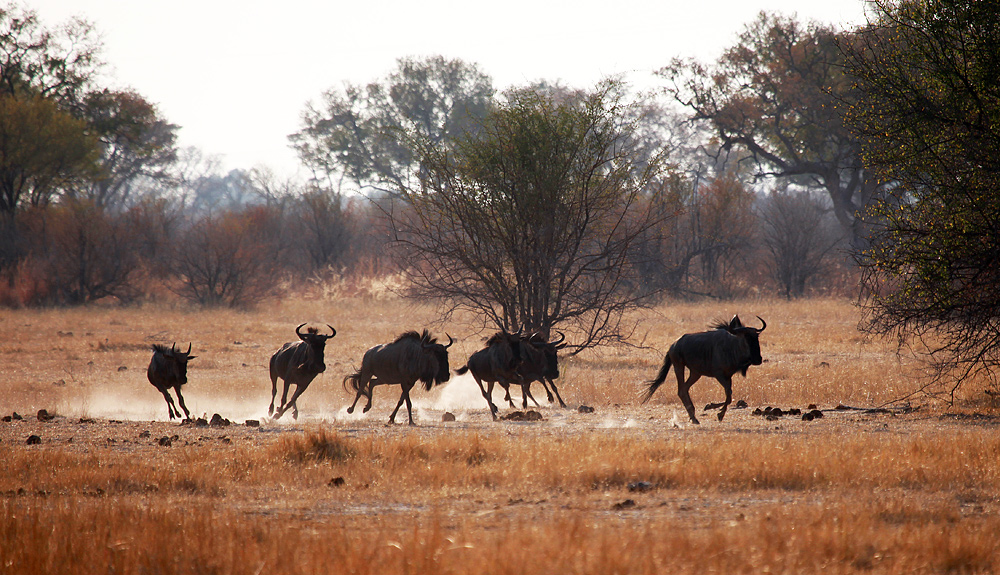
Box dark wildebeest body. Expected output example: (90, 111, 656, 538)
(147, 343, 196, 420)
(343, 330, 453, 425)
(641, 316, 766, 424)
(269, 323, 336, 420)
(455, 331, 524, 420)
(516, 332, 568, 408)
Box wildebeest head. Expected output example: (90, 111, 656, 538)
(712, 315, 766, 374)
(151, 342, 196, 384)
(419, 329, 454, 387)
(524, 331, 567, 379)
(295, 323, 336, 372)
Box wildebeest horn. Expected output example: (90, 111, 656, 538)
(324, 324, 337, 339)
(295, 323, 308, 338)
(756, 316, 767, 333)
(186, 342, 192, 354)
(551, 331, 566, 345)
(444, 334, 454, 348)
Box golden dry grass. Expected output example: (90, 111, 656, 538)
(2, 296, 999, 574)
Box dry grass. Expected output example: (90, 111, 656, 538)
(2, 296, 999, 574)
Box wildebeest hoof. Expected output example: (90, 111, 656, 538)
(362, 406, 371, 413)
(346, 406, 355, 414)
(717, 412, 726, 422)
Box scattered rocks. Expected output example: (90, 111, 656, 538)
(500, 410, 543, 422)
(209, 414, 231, 427)
(577, 405, 595, 414)
(1, 416, 10, 423)
(442, 412, 456, 422)
(627, 481, 655, 493)
(12, 412, 22, 420)
(26, 435, 41, 445)
(36, 409, 55, 422)
(802, 409, 825, 421)
(612, 499, 637, 510)
(735, 400, 749, 409)
(157, 435, 179, 447)
(244, 419, 260, 428)
(117, 366, 128, 372)
(139, 430, 151, 438)
(329, 477, 346, 487)
(52, 379, 66, 386)
(79, 417, 95, 424)
(194, 418, 209, 427)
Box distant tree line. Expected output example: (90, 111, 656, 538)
(0, 5, 853, 312)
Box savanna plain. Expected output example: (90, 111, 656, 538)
(2, 294, 999, 574)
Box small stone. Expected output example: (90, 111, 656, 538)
(37, 409, 55, 422)
(612, 499, 637, 510)
(627, 481, 655, 492)
(26, 435, 41, 445)
(577, 405, 595, 414)
(244, 419, 260, 427)
(329, 477, 346, 487)
(158, 436, 172, 447)
(442, 412, 456, 422)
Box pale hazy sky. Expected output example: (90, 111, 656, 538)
(29, 0, 869, 178)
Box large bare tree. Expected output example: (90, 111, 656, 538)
(387, 80, 669, 350)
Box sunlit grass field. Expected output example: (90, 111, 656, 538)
(2, 295, 999, 574)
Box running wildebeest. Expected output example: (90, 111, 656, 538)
(455, 330, 524, 420)
(147, 343, 197, 421)
(343, 330, 453, 425)
(268, 323, 336, 420)
(641, 315, 767, 424)
(517, 331, 568, 408)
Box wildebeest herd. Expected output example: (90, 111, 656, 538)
(146, 315, 767, 425)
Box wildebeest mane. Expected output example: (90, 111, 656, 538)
(393, 330, 430, 345)
(151, 343, 172, 355)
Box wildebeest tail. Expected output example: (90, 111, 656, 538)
(456, 365, 470, 375)
(640, 355, 672, 404)
(343, 370, 363, 393)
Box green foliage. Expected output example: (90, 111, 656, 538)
(291, 56, 493, 195)
(845, 0, 1000, 393)
(391, 79, 669, 348)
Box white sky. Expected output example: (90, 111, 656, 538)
(29, 0, 869, 178)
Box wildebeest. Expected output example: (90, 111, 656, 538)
(268, 323, 336, 420)
(455, 331, 524, 420)
(641, 315, 767, 424)
(343, 330, 453, 425)
(517, 331, 568, 408)
(147, 343, 197, 420)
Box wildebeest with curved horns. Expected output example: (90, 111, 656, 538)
(147, 343, 197, 420)
(517, 331, 568, 408)
(269, 323, 336, 420)
(641, 315, 766, 424)
(456, 330, 524, 420)
(343, 330, 453, 425)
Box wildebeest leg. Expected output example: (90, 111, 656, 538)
(676, 365, 702, 424)
(272, 379, 294, 420)
(268, 374, 279, 416)
(473, 375, 499, 420)
(520, 382, 541, 408)
(361, 380, 376, 413)
(174, 385, 191, 420)
(715, 376, 733, 422)
(159, 388, 180, 420)
(346, 377, 369, 414)
(280, 381, 312, 421)
(500, 382, 516, 408)
(545, 378, 567, 408)
(388, 382, 416, 425)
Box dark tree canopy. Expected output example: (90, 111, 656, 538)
(660, 12, 882, 245)
(845, 0, 1000, 395)
(388, 80, 669, 350)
